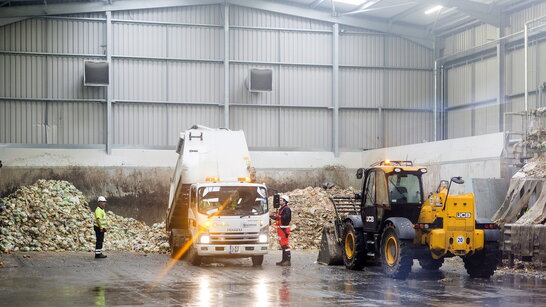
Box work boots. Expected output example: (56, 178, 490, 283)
(95, 253, 107, 259)
(276, 250, 287, 266)
(276, 250, 291, 266)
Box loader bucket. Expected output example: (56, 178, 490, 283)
(317, 225, 343, 265)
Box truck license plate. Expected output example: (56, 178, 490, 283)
(230, 246, 240, 254)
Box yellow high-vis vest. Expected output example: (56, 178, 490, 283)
(94, 207, 107, 228)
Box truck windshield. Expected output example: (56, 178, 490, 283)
(387, 173, 422, 204)
(198, 186, 268, 216)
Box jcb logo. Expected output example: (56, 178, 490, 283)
(366, 216, 374, 223)
(456, 212, 471, 218)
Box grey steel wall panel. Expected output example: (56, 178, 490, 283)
(279, 31, 332, 64)
(386, 37, 432, 68)
(47, 57, 105, 99)
(113, 23, 166, 57)
(385, 70, 432, 109)
(447, 64, 473, 107)
(0, 55, 45, 98)
(278, 66, 331, 107)
(230, 6, 330, 30)
(339, 34, 383, 66)
(447, 109, 472, 139)
(507, 44, 540, 96)
(339, 68, 383, 108)
(230, 106, 279, 148)
(112, 5, 222, 24)
(474, 104, 499, 135)
(507, 2, 546, 35)
(443, 24, 497, 57)
(0, 100, 104, 144)
(113, 103, 167, 145)
(166, 105, 221, 146)
(168, 62, 223, 103)
(112, 59, 166, 101)
(279, 109, 332, 149)
(169, 27, 223, 60)
(0, 19, 47, 52)
(46, 19, 105, 55)
(231, 29, 279, 62)
(230, 64, 277, 105)
(384, 111, 433, 147)
(339, 109, 378, 150)
(474, 56, 498, 102)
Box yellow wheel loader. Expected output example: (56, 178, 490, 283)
(317, 160, 500, 279)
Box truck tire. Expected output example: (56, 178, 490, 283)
(342, 222, 366, 270)
(251, 255, 264, 266)
(418, 255, 444, 271)
(187, 246, 202, 266)
(463, 243, 499, 278)
(380, 224, 413, 279)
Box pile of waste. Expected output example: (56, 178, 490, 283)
(268, 186, 355, 250)
(513, 156, 546, 178)
(0, 180, 170, 254)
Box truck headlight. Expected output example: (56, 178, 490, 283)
(258, 234, 267, 243)
(200, 235, 210, 244)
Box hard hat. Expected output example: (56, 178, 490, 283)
(280, 195, 290, 203)
(97, 196, 107, 202)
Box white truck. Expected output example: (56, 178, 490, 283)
(166, 125, 269, 266)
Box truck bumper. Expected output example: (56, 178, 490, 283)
(196, 244, 269, 257)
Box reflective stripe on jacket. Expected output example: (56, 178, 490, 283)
(94, 207, 107, 228)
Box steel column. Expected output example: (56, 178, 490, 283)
(106, 11, 113, 155)
(332, 23, 339, 157)
(497, 16, 506, 132)
(224, 3, 230, 129)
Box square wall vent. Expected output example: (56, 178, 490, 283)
(84, 60, 109, 86)
(245, 68, 272, 92)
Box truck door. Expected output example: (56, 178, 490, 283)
(362, 171, 378, 232)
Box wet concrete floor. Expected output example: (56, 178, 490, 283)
(1, 250, 545, 306)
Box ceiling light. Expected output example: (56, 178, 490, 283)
(333, 0, 367, 5)
(424, 5, 443, 15)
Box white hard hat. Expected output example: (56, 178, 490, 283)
(97, 196, 107, 202)
(280, 195, 290, 203)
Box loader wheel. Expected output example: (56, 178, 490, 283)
(463, 243, 500, 278)
(380, 224, 413, 279)
(342, 222, 366, 270)
(418, 255, 444, 271)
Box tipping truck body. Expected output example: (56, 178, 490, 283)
(167, 125, 269, 266)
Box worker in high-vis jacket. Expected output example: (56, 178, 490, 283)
(270, 195, 292, 266)
(94, 196, 108, 259)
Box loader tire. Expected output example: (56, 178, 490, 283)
(463, 243, 499, 279)
(380, 224, 413, 279)
(342, 222, 366, 270)
(418, 255, 444, 271)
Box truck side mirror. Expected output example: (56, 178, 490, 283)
(273, 194, 280, 209)
(356, 168, 363, 179)
(451, 176, 464, 185)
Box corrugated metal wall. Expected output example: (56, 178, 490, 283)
(0, 4, 433, 151)
(443, 2, 546, 139)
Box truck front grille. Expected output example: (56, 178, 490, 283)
(209, 232, 259, 245)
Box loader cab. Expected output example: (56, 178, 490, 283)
(360, 161, 426, 233)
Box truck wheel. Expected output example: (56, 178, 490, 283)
(463, 243, 499, 278)
(380, 224, 413, 279)
(418, 255, 444, 271)
(170, 245, 181, 259)
(187, 247, 202, 266)
(251, 255, 264, 266)
(342, 222, 366, 270)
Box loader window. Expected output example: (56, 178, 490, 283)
(387, 174, 422, 204)
(198, 186, 268, 216)
(363, 172, 375, 208)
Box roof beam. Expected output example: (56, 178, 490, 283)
(389, 2, 428, 23)
(0, 0, 222, 17)
(229, 0, 432, 48)
(412, 0, 500, 27)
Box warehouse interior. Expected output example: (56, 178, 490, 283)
(1, 0, 546, 304)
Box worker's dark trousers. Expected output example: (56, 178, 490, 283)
(94, 226, 104, 255)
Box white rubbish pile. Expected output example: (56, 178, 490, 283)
(268, 186, 355, 250)
(0, 180, 169, 254)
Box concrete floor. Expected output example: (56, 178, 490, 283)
(1, 250, 545, 306)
